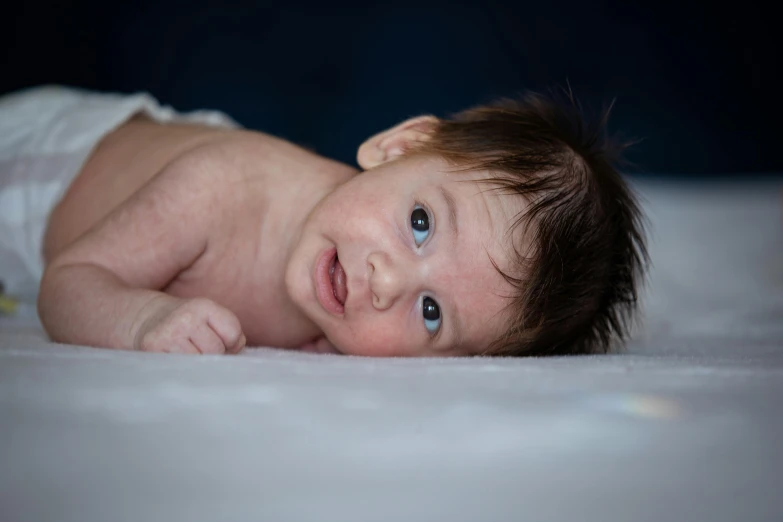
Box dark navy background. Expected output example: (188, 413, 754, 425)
(2, 1, 778, 175)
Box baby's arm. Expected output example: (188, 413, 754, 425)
(38, 156, 245, 354)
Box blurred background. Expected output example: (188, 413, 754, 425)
(1, 1, 779, 176)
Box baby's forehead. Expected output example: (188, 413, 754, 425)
(446, 259, 516, 355)
(449, 173, 531, 256)
(445, 192, 526, 342)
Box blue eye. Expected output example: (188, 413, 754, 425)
(411, 206, 430, 246)
(422, 296, 441, 335)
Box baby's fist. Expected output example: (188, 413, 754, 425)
(134, 297, 245, 355)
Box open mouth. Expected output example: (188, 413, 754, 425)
(315, 248, 348, 315)
(330, 254, 348, 306)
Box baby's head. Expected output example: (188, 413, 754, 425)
(286, 90, 648, 356)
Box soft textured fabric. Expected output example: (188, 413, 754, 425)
(0, 85, 238, 300)
(1, 177, 781, 521)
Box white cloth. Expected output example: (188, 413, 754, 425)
(0, 85, 239, 300)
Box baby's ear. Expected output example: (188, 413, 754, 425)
(357, 115, 438, 169)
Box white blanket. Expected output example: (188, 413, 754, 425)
(1, 178, 781, 522)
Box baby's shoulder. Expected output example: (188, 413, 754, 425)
(150, 131, 273, 203)
(172, 129, 351, 192)
(172, 130, 310, 185)
(167, 131, 266, 178)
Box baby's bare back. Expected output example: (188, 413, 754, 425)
(45, 116, 230, 260)
(40, 116, 356, 351)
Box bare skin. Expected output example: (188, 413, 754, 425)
(40, 115, 356, 353)
(39, 114, 521, 356)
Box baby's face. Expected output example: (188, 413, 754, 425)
(285, 155, 524, 356)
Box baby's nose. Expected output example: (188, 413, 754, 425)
(367, 251, 407, 311)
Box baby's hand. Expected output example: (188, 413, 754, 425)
(134, 297, 246, 355)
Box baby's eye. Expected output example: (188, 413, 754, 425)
(411, 206, 430, 246)
(422, 296, 441, 335)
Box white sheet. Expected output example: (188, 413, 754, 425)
(1, 178, 782, 522)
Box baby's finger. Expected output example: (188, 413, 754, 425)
(226, 333, 246, 354)
(163, 338, 201, 355)
(189, 322, 226, 355)
(206, 307, 244, 353)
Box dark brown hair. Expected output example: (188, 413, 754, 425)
(410, 89, 649, 356)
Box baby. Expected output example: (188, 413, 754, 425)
(1, 85, 647, 356)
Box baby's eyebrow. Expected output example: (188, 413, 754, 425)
(438, 184, 459, 238)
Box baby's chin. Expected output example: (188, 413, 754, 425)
(298, 336, 343, 354)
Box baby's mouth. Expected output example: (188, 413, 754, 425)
(330, 254, 348, 306)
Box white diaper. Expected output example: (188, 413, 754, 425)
(0, 85, 239, 302)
